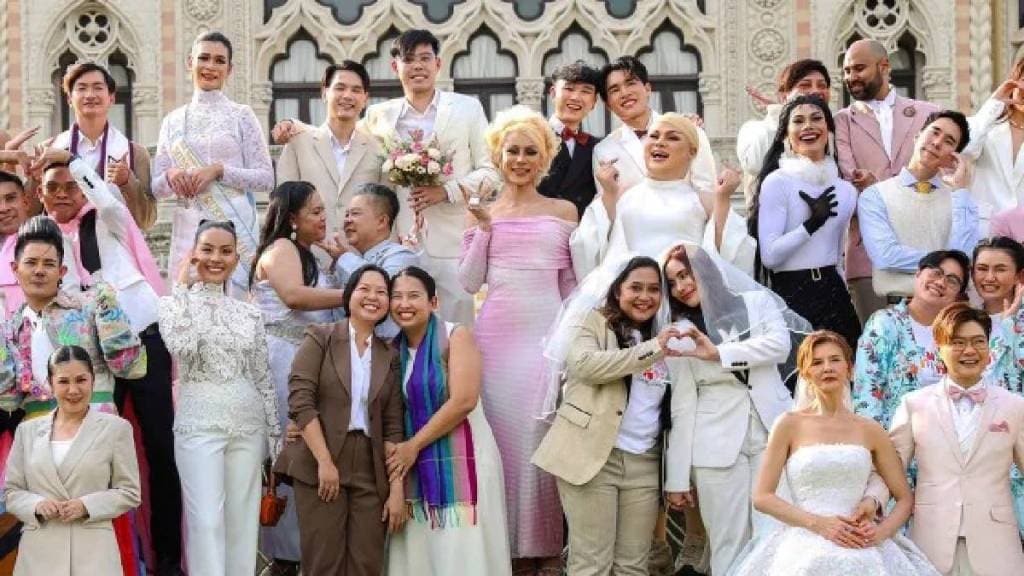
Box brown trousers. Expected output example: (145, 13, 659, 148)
(294, 431, 385, 576)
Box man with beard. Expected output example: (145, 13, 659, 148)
(835, 40, 939, 319)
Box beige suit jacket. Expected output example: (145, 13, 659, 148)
(532, 310, 666, 486)
(276, 125, 384, 238)
(4, 410, 141, 576)
(887, 382, 1024, 576)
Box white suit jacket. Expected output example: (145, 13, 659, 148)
(665, 291, 792, 491)
(5, 410, 141, 576)
(276, 125, 384, 239)
(868, 382, 1024, 576)
(964, 97, 1024, 235)
(363, 91, 500, 259)
(592, 113, 717, 198)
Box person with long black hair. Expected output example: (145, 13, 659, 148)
(249, 180, 343, 573)
(749, 94, 861, 350)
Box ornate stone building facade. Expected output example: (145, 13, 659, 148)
(0, 0, 1017, 263)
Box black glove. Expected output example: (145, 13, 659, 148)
(800, 187, 838, 235)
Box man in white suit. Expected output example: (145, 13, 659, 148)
(276, 61, 383, 249)
(363, 29, 499, 325)
(869, 303, 1024, 576)
(592, 56, 717, 199)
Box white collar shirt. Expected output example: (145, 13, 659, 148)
(867, 90, 897, 159)
(348, 323, 372, 434)
(396, 90, 440, 141)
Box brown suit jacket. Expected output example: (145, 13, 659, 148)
(274, 320, 404, 500)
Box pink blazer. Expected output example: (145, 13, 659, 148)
(834, 95, 940, 278)
(889, 383, 1024, 576)
(990, 206, 1024, 242)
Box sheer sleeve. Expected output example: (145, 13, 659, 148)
(157, 284, 200, 365)
(458, 227, 491, 294)
(220, 106, 274, 193)
(249, 315, 281, 442)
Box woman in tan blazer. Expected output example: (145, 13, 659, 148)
(5, 345, 141, 576)
(274, 263, 407, 575)
(532, 256, 683, 576)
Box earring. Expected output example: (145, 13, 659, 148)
(290, 225, 297, 241)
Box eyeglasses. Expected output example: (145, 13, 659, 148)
(921, 266, 963, 291)
(947, 337, 989, 352)
(42, 182, 81, 196)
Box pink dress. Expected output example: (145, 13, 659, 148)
(459, 216, 576, 558)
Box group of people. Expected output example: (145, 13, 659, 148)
(0, 23, 1021, 576)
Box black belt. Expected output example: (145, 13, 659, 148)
(769, 265, 837, 283)
(140, 322, 160, 337)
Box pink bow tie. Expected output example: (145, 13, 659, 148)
(948, 386, 987, 404)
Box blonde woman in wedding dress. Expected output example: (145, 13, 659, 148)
(728, 330, 939, 576)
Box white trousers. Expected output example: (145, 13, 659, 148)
(949, 537, 974, 576)
(692, 411, 769, 576)
(175, 430, 264, 576)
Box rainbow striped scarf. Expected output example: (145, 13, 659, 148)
(398, 314, 478, 528)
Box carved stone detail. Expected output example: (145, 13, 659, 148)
(749, 28, 786, 62)
(185, 0, 221, 21)
(515, 78, 545, 110)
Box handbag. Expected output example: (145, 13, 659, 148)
(259, 466, 288, 527)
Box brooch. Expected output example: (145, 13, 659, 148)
(903, 106, 916, 117)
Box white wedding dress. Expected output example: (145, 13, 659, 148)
(729, 444, 939, 576)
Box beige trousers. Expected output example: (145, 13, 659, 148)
(948, 537, 974, 576)
(557, 446, 661, 576)
(849, 277, 887, 325)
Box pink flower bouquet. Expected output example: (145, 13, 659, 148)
(381, 129, 454, 188)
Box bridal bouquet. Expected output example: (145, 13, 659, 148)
(381, 129, 454, 188)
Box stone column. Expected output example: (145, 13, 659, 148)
(515, 77, 545, 112)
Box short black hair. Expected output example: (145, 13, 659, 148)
(923, 110, 971, 153)
(354, 183, 400, 231)
(322, 60, 370, 92)
(391, 266, 437, 300)
(599, 56, 649, 102)
(548, 61, 601, 91)
(194, 31, 233, 63)
(973, 236, 1024, 273)
(778, 59, 830, 94)
(918, 249, 971, 294)
(41, 161, 72, 175)
(15, 215, 64, 263)
(0, 170, 24, 194)
(342, 264, 390, 324)
(194, 219, 237, 246)
(62, 62, 116, 96)
(390, 30, 440, 60)
(47, 345, 94, 382)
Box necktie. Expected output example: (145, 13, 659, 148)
(948, 385, 987, 405)
(634, 130, 648, 139)
(560, 126, 590, 146)
(914, 181, 933, 194)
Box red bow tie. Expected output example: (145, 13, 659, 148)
(948, 385, 987, 404)
(561, 126, 590, 146)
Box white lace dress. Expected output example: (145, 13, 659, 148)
(157, 282, 280, 445)
(728, 444, 940, 576)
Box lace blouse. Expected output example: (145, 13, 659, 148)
(158, 283, 279, 439)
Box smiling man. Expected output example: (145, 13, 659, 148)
(52, 62, 157, 231)
(277, 61, 382, 249)
(0, 171, 31, 317)
(363, 29, 499, 325)
(537, 61, 602, 217)
(857, 110, 980, 300)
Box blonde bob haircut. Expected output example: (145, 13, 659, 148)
(484, 105, 561, 185)
(651, 112, 700, 156)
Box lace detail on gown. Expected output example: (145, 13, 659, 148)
(729, 444, 940, 576)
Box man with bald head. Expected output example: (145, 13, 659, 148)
(835, 39, 940, 320)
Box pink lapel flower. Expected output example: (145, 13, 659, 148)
(990, 420, 1010, 433)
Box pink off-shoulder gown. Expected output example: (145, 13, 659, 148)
(459, 216, 577, 559)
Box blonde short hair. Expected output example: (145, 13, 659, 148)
(484, 105, 561, 185)
(651, 112, 700, 155)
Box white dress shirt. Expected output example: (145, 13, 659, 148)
(549, 115, 576, 157)
(329, 130, 351, 178)
(22, 307, 54, 392)
(396, 90, 440, 141)
(946, 378, 986, 459)
(867, 90, 897, 159)
(50, 437, 76, 467)
(348, 322, 372, 434)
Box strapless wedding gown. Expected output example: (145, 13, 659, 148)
(729, 444, 939, 576)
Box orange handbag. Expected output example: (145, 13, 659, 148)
(260, 468, 287, 527)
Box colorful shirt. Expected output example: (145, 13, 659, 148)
(3, 285, 145, 417)
(853, 299, 944, 428)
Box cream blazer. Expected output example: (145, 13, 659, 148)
(531, 310, 666, 486)
(878, 382, 1024, 576)
(363, 91, 500, 259)
(4, 410, 141, 576)
(276, 125, 384, 239)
